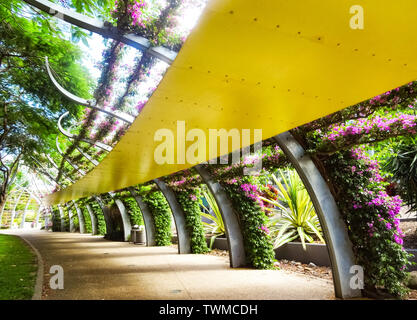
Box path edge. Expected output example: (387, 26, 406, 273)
(18, 235, 44, 300)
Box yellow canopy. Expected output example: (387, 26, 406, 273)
(47, 0, 417, 204)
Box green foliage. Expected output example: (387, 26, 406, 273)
(71, 206, 79, 231)
(51, 205, 61, 232)
(384, 137, 417, 211)
(200, 189, 225, 236)
(61, 206, 70, 231)
(175, 189, 209, 254)
(0, 234, 37, 299)
(142, 191, 172, 246)
(261, 170, 324, 250)
(88, 200, 106, 235)
(325, 150, 412, 297)
(117, 192, 144, 226)
(77, 200, 92, 233)
(200, 190, 225, 249)
(0, 0, 94, 196)
(223, 180, 276, 269)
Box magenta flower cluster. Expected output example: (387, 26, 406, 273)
(323, 114, 417, 143)
(350, 148, 405, 245)
(127, 0, 146, 28)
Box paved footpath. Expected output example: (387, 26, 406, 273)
(3, 230, 335, 300)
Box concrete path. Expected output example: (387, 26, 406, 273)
(3, 230, 335, 300)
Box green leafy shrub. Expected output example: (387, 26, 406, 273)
(200, 190, 225, 249)
(88, 200, 106, 235)
(175, 189, 209, 254)
(325, 148, 412, 297)
(222, 177, 276, 269)
(78, 200, 92, 234)
(51, 206, 61, 232)
(143, 191, 172, 246)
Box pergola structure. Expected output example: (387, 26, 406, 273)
(17, 0, 417, 299)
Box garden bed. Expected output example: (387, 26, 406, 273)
(401, 221, 417, 249)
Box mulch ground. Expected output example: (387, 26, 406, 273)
(401, 221, 417, 249)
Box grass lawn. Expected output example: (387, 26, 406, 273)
(0, 234, 38, 300)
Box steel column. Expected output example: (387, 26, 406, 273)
(195, 165, 246, 267)
(154, 179, 191, 254)
(72, 200, 86, 234)
(19, 196, 32, 229)
(114, 198, 132, 242)
(273, 131, 361, 299)
(128, 187, 156, 246)
(85, 202, 98, 235)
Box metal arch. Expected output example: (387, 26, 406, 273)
(153, 179, 191, 254)
(85, 202, 98, 235)
(10, 189, 26, 229)
(74, 145, 99, 166)
(195, 165, 246, 268)
(106, 191, 132, 242)
(57, 204, 66, 231)
(24, 0, 177, 64)
(72, 200, 87, 234)
(19, 196, 33, 229)
(45, 57, 134, 124)
(128, 187, 156, 246)
(273, 131, 361, 299)
(35, 206, 43, 228)
(66, 202, 75, 233)
(94, 195, 113, 237)
(56, 137, 86, 175)
(44, 153, 74, 184)
(58, 112, 113, 152)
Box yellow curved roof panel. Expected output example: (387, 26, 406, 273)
(47, 0, 417, 204)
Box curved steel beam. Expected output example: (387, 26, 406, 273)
(94, 195, 113, 237)
(44, 153, 74, 184)
(24, 0, 177, 64)
(75, 145, 99, 166)
(10, 189, 25, 229)
(46, 58, 134, 124)
(153, 179, 191, 254)
(273, 131, 361, 299)
(66, 203, 75, 233)
(56, 137, 86, 175)
(85, 203, 98, 235)
(57, 204, 65, 231)
(72, 200, 86, 234)
(35, 206, 43, 228)
(127, 187, 156, 246)
(19, 196, 32, 229)
(114, 198, 132, 242)
(195, 165, 246, 268)
(58, 112, 113, 152)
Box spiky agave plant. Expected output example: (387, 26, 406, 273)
(259, 169, 324, 250)
(200, 190, 225, 249)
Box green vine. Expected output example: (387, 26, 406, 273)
(51, 205, 61, 232)
(77, 200, 92, 234)
(87, 200, 106, 235)
(222, 177, 276, 269)
(116, 190, 144, 226)
(175, 189, 209, 254)
(142, 190, 172, 246)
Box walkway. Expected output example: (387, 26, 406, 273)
(2, 230, 335, 300)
